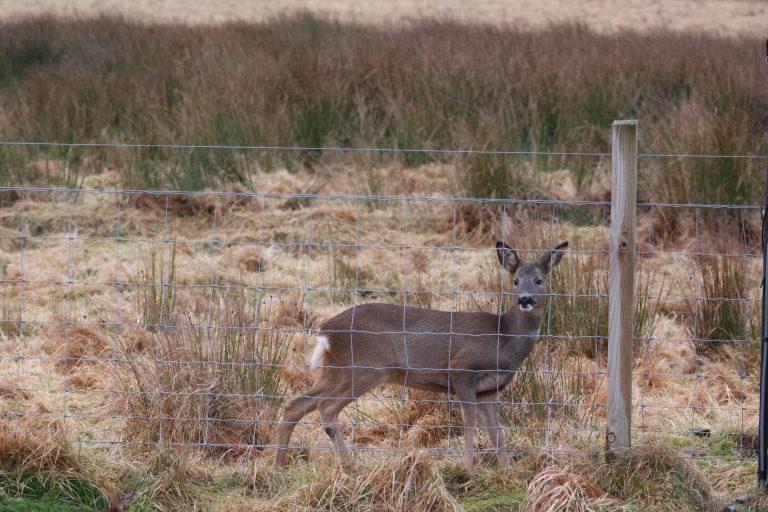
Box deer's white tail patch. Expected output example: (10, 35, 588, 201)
(310, 335, 331, 368)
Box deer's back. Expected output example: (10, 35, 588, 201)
(320, 303, 533, 373)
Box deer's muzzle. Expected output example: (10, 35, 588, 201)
(517, 295, 535, 311)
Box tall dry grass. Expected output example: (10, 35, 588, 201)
(0, 15, 763, 203)
(115, 292, 293, 452)
(114, 249, 293, 452)
(684, 219, 761, 362)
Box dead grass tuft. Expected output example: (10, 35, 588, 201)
(589, 438, 715, 511)
(0, 189, 22, 208)
(405, 413, 451, 448)
(454, 203, 501, 239)
(131, 192, 215, 218)
(0, 379, 32, 401)
(748, 489, 768, 511)
(43, 324, 110, 372)
(0, 416, 78, 472)
(233, 246, 268, 273)
(265, 292, 314, 329)
(116, 283, 291, 454)
(122, 326, 153, 354)
(267, 451, 461, 511)
(66, 367, 110, 390)
(398, 389, 461, 448)
(634, 348, 674, 395)
(279, 364, 314, 394)
(521, 466, 620, 512)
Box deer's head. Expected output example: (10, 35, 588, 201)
(496, 241, 568, 313)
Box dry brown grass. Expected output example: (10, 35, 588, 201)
(400, 390, 463, 448)
(42, 324, 110, 372)
(0, 416, 78, 472)
(589, 439, 716, 511)
(263, 451, 462, 512)
(0, 156, 760, 511)
(521, 466, 620, 512)
(115, 325, 289, 453)
(113, 252, 294, 454)
(130, 192, 216, 218)
(0, 380, 32, 401)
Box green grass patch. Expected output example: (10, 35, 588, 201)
(458, 488, 526, 511)
(0, 472, 108, 512)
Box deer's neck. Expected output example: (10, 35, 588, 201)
(501, 308, 544, 338)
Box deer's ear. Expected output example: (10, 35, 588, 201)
(496, 241, 521, 274)
(538, 241, 568, 273)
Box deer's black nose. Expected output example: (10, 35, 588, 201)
(518, 295, 534, 308)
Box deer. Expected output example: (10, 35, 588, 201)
(273, 240, 568, 472)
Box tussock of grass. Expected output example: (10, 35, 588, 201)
(122, 448, 214, 511)
(0, 381, 32, 401)
(0, 417, 78, 473)
(521, 466, 620, 511)
(42, 325, 110, 372)
(244, 440, 720, 512)
(748, 490, 768, 511)
(546, 244, 664, 361)
(116, 256, 292, 451)
(264, 451, 462, 512)
(131, 192, 217, 218)
(587, 439, 716, 511)
(689, 253, 753, 346)
(684, 220, 759, 361)
(400, 390, 464, 448)
(138, 244, 178, 332)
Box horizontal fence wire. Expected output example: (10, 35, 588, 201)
(0, 143, 763, 466)
(1, 139, 766, 160)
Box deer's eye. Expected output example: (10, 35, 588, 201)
(535, 278, 543, 286)
(513, 278, 519, 286)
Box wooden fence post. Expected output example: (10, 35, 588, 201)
(607, 119, 638, 453)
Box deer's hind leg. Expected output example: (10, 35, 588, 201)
(274, 375, 339, 467)
(317, 371, 388, 463)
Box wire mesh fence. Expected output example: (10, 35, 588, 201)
(0, 143, 763, 466)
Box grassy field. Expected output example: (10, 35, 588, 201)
(0, 16, 765, 203)
(2, 0, 766, 37)
(0, 14, 767, 512)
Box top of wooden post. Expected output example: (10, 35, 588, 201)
(612, 120, 638, 126)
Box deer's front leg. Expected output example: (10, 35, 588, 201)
(453, 373, 478, 473)
(477, 392, 509, 467)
